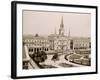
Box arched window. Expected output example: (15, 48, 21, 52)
(34, 48, 36, 52)
(45, 48, 46, 51)
(70, 40, 73, 49)
(28, 48, 33, 52)
(89, 42, 91, 48)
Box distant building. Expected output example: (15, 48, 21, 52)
(23, 34, 50, 55)
(70, 37, 91, 50)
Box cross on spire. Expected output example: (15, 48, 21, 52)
(60, 16, 64, 28)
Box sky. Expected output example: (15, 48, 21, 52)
(23, 10, 91, 37)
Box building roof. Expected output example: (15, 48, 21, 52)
(23, 35, 48, 40)
(71, 37, 90, 41)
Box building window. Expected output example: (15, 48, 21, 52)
(37, 48, 39, 52)
(34, 48, 36, 52)
(45, 48, 46, 51)
(29, 48, 33, 52)
(70, 40, 73, 49)
(89, 42, 91, 48)
(47, 48, 48, 51)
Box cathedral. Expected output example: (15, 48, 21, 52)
(48, 16, 70, 52)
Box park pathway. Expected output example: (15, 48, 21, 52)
(43, 54, 84, 68)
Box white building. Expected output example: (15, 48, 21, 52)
(70, 37, 91, 50)
(23, 34, 50, 55)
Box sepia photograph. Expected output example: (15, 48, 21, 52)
(11, 1, 97, 78)
(22, 10, 91, 69)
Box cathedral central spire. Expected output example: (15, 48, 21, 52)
(59, 16, 64, 36)
(60, 16, 64, 28)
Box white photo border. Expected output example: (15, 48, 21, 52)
(11, 1, 98, 79)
